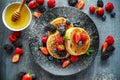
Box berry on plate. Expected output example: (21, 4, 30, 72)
(62, 60, 70, 68)
(96, 7, 104, 16)
(40, 47, 49, 55)
(33, 11, 41, 18)
(70, 55, 79, 62)
(89, 5, 96, 14)
(9, 34, 17, 43)
(15, 47, 24, 55)
(56, 35, 64, 44)
(105, 35, 115, 45)
(47, 0, 56, 8)
(41, 35, 48, 44)
(28, 0, 37, 9)
(36, 0, 44, 5)
(12, 54, 20, 63)
(73, 33, 81, 44)
(105, 2, 114, 12)
(81, 34, 88, 42)
(56, 44, 65, 51)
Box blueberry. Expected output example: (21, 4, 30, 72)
(66, 20, 71, 25)
(37, 5, 46, 13)
(17, 72, 26, 80)
(4, 44, 13, 54)
(32, 73, 37, 80)
(73, 23, 79, 27)
(44, 24, 57, 33)
(55, 59, 62, 63)
(13, 40, 23, 48)
(38, 40, 43, 47)
(58, 51, 66, 57)
(48, 56, 54, 61)
(97, 0, 104, 7)
(58, 25, 66, 36)
(53, 48, 57, 53)
(111, 12, 116, 18)
(68, 0, 78, 6)
(73, 20, 81, 25)
(63, 14, 67, 18)
(78, 41, 82, 46)
(101, 15, 106, 21)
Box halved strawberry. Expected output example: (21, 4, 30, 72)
(33, 11, 42, 18)
(41, 35, 48, 44)
(56, 35, 64, 44)
(62, 60, 70, 68)
(76, 0, 85, 9)
(81, 34, 88, 42)
(105, 35, 115, 45)
(73, 33, 81, 43)
(15, 47, 24, 55)
(56, 44, 65, 51)
(40, 47, 48, 55)
(22, 73, 32, 80)
(12, 54, 20, 63)
(101, 42, 108, 52)
(70, 55, 79, 62)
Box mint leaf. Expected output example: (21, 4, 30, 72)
(63, 36, 69, 40)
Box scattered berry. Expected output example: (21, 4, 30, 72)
(15, 47, 24, 55)
(28, 0, 37, 9)
(73, 20, 81, 25)
(110, 11, 116, 18)
(105, 35, 115, 45)
(68, 0, 78, 7)
(78, 41, 82, 46)
(89, 5, 96, 14)
(62, 60, 70, 68)
(96, 7, 104, 16)
(70, 55, 79, 62)
(101, 52, 110, 60)
(47, 0, 56, 8)
(47, 56, 54, 61)
(41, 35, 48, 44)
(76, 0, 85, 9)
(101, 41, 108, 52)
(53, 48, 57, 53)
(9, 34, 17, 43)
(36, 0, 44, 5)
(13, 31, 21, 38)
(63, 14, 67, 18)
(97, 0, 104, 7)
(58, 25, 66, 36)
(13, 40, 23, 48)
(55, 59, 63, 63)
(12, 54, 20, 63)
(66, 20, 71, 25)
(73, 33, 81, 44)
(105, 2, 114, 12)
(33, 11, 42, 18)
(40, 47, 49, 55)
(44, 24, 57, 33)
(106, 45, 115, 52)
(37, 5, 46, 13)
(4, 44, 13, 53)
(32, 73, 37, 80)
(22, 73, 32, 80)
(56, 44, 65, 51)
(101, 15, 106, 21)
(58, 51, 67, 57)
(56, 35, 64, 44)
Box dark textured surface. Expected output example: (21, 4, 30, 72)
(28, 7, 99, 76)
(0, 0, 120, 80)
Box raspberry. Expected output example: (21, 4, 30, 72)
(9, 34, 17, 43)
(13, 40, 23, 48)
(13, 31, 21, 38)
(15, 47, 24, 55)
(105, 35, 115, 45)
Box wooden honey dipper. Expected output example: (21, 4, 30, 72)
(11, 0, 27, 22)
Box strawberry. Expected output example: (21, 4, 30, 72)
(81, 34, 88, 42)
(33, 11, 41, 18)
(40, 47, 48, 55)
(22, 73, 32, 80)
(96, 7, 104, 16)
(28, 0, 37, 9)
(9, 34, 17, 43)
(105, 35, 115, 45)
(70, 55, 79, 62)
(105, 2, 114, 12)
(12, 54, 20, 63)
(13, 31, 21, 38)
(47, 0, 56, 8)
(62, 60, 70, 68)
(73, 33, 81, 44)
(56, 44, 65, 51)
(36, 0, 44, 5)
(76, 0, 85, 9)
(41, 35, 48, 44)
(89, 5, 96, 14)
(15, 47, 24, 55)
(101, 42, 108, 52)
(56, 35, 64, 44)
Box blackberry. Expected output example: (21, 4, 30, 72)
(97, 0, 104, 7)
(44, 24, 57, 33)
(68, 0, 78, 6)
(47, 56, 54, 61)
(37, 5, 46, 13)
(101, 15, 106, 21)
(32, 73, 37, 80)
(13, 40, 23, 48)
(58, 51, 67, 57)
(101, 52, 110, 60)
(17, 72, 26, 80)
(4, 44, 13, 53)
(106, 45, 115, 52)
(110, 11, 116, 18)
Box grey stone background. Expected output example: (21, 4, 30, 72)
(0, 0, 120, 80)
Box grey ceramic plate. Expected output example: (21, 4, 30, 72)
(28, 7, 99, 76)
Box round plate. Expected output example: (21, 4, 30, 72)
(28, 7, 99, 76)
